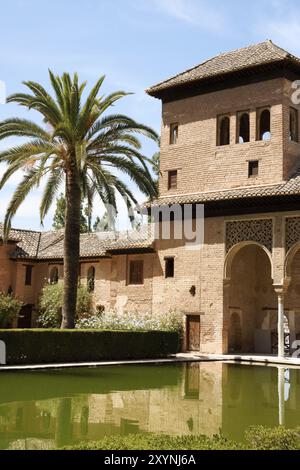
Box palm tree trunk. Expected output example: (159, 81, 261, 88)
(61, 166, 81, 329)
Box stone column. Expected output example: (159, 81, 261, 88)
(274, 284, 288, 358)
(277, 292, 285, 358)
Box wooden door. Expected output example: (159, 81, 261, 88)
(187, 315, 200, 351)
(18, 305, 33, 328)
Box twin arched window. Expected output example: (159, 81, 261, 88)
(87, 266, 95, 292)
(218, 109, 272, 146)
(49, 267, 59, 284)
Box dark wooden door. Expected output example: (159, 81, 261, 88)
(187, 315, 200, 351)
(18, 305, 33, 328)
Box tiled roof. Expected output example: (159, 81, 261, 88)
(101, 226, 155, 252)
(2, 174, 300, 259)
(36, 231, 108, 259)
(147, 40, 300, 97)
(0, 225, 41, 258)
(145, 170, 300, 208)
(0, 224, 154, 260)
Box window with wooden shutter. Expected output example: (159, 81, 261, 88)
(129, 260, 144, 285)
(168, 170, 177, 190)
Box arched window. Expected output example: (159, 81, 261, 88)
(87, 266, 95, 292)
(237, 112, 250, 143)
(290, 107, 299, 142)
(257, 109, 271, 141)
(217, 116, 230, 146)
(49, 267, 59, 284)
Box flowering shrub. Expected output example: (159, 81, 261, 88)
(0, 293, 23, 328)
(76, 309, 183, 335)
(38, 282, 92, 328)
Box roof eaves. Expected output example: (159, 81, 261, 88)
(146, 40, 299, 98)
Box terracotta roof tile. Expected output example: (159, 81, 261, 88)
(0, 225, 41, 258)
(0, 224, 154, 260)
(147, 40, 300, 97)
(145, 171, 300, 207)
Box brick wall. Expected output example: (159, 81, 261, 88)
(0, 244, 17, 294)
(282, 78, 300, 179)
(81, 259, 112, 311)
(109, 254, 154, 314)
(1, 210, 300, 355)
(159, 78, 295, 196)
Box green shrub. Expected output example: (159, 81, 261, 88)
(61, 427, 300, 451)
(61, 433, 243, 450)
(76, 309, 183, 335)
(0, 294, 22, 328)
(0, 329, 180, 365)
(245, 425, 300, 450)
(39, 283, 92, 328)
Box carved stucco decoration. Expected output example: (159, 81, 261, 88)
(286, 217, 300, 252)
(226, 219, 273, 253)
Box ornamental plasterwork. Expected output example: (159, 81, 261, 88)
(226, 219, 273, 253)
(286, 217, 300, 252)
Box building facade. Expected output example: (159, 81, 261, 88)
(2, 41, 300, 355)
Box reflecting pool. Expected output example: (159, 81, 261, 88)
(0, 362, 299, 449)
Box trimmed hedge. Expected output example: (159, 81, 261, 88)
(245, 425, 300, 450)
(0, 329, 180, 365)
(62, 433, 242, 451)
(62, 427, 300, 451)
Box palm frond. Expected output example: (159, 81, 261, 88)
(0, 119, 50, 141)
(3, 166, 47, 237)
(39, 168, 64, 223)
(0, 71, 159, 234)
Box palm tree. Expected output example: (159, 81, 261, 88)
(0, 71, 158, 328)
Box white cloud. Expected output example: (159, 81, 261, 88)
(152, 0, 225, 31)
(255, 1, 300, 55)
(0, 191, 54, 221)
(259, 18, 300, 55)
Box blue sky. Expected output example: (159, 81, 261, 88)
(1, 0, 300, 230)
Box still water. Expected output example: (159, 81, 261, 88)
(0, 362, 298, 450)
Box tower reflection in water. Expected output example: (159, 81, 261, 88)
(0, 363, 299, 450)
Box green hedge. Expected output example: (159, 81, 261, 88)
(0, 329, 180, 365)
(245, 425, 300, 450)
(62, 433, 242, 451)
(62, 426, 300, 451)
